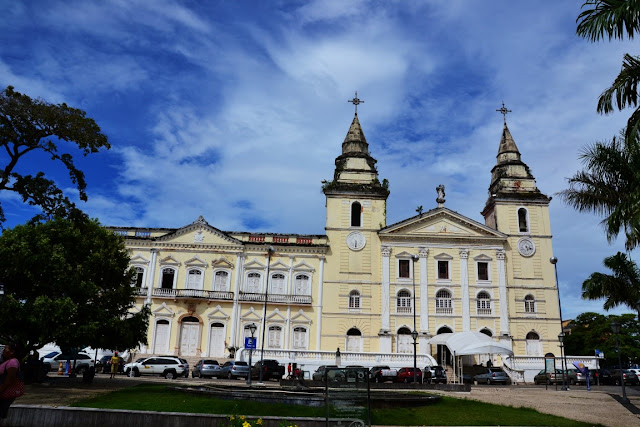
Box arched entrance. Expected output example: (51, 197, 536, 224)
(397, 327, 412, 353)
(180, 316, 200, 356)
(525, 331, 542, 356)
(208, 322, 225, 357)
(346, 327, 362, 352)
(153, 319, 170, 354)
(436, 326, 453, 366)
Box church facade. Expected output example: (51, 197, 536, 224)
(113, 106, 562, 373)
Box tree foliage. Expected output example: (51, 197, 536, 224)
(577, 1, 640, 141)
(0, 216, 149, 354)
(582, 251, 640, 314)
(0, 86, 109, 224)
(564, 312, 640, 366)
(559, 131, 640, 250)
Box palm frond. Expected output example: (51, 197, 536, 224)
(597, 54, 640, 115)
(577, 0, 640, 41)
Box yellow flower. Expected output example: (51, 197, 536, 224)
(240, 416, 246, 421)
(256, 419, 263, 425)
(243, 422, 251, 427)
(230, 416, 235, 421)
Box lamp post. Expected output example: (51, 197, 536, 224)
(610, 321, 629, 404)
(258, 246, 275, 384)
(558, 333, 568, 391)
(550, 256, 568, 391)
(247, 323, 257, 386)
(411, 254, 419, 384)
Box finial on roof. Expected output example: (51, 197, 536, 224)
(193, 215, 208, 225)
(436, 184, 446, 207)
(496, 101, 512, 125)
(348, 91, 364, 115)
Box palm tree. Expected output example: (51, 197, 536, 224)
(582, 252, 640, 318)
(577, 0, 640, 141)
(559, 130, 640, 250)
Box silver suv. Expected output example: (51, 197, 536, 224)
(126, 356, 187, 379)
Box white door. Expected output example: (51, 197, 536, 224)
(180, 323, 199, 356)
(154, 321, 170, 354)
(346, 336, 361, 352)
(397, 334, 412, 353)
(208, 323, 225, 357)
(526, 339, 542, 356)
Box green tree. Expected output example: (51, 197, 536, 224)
(577, 0, 640, 141)
(582, 252, 640, 317)
(564, 312, 640, 366)
(0, 86, 109, 224)
(559, 131, 640, 250)
(0, 216, 149, 354)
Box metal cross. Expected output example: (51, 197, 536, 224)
(496, 101, 512, 124)
(348, 91, 364, 114)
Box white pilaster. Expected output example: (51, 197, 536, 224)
(230, 253, 245, 349)
(315, 256, 325, 349)
(418, 247, 429, 353)
(381, 245, 391, 331)
(145, 248, 157, 304)
(460, 248, 470, 331)
(497, 249, 509, 335)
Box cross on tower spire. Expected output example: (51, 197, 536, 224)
(496, 101, 512, 124)
(348, 91, 364, 115)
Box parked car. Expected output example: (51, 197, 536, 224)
(250, 359, 285, 381)
(423, 365, 447, 384)
(473, 367, 510, 385)
(192, 360, 222, 378)
(97, 355, 124, 374)
(567, 369, 587, 385)
(395, 367, 422, 383)
(312, 365, 338, 381)
(123, 357, 147, 375)
(180, 358, 190, 378)
(608, 369, 640, 385)
(43, 352, 94, 375)
(369, 365, 397, 383)
(533, 369, 566, 385)
(220, 361, 250, 379)
(125, 356, 187, 379)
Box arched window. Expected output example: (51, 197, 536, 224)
(435, 290, 452, 314)
(518, 208, 529, 233)
(294, 274, 310, 295)
(270, 273, 286, 294)
(525, 331, 542, 356)
(186, 269, 203, 290)
(351, 202, 362, 227)
(349, 290, 361, 309)
(524, 294, 536, 313)
(477, 291, 491, 315)
(396, 290, 412, 313)
(526, 332, 539, 340)
(161, 268, 175, 289)
(246, 272, 261, 293)
(346, 327, 362, 352)
(397, 327, 412, 353)
(268, 325, 282, 348)
(213, 271, 229, 291)
(480, 328, 493, 337)
(292, 326, 307, 349)
(132, 267, 145, 287)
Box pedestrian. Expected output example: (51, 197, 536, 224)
(585, 366, 591, 391)
(0, 342, 25, 420)
(110, 351, 120, 379)
(486, 359, 493, 368)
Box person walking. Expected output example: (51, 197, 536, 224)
(110, 352, 120, 379)
(0, 342, 24, 420)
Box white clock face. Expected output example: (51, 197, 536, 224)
(346, 231, 366, 251)
(517, 237, 536, 257)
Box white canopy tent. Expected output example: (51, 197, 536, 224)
(427, 332, 513, 383)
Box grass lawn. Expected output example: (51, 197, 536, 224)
(71, 384, 600, 426)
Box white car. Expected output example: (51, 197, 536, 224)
(125, 356, 187, 379)
(44, 352, 94, 374)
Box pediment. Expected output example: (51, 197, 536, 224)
(380, 208, 506, 240)
(159, 255, 181, 266)
(153, 303, 175, 317)
(291, 309, 312, 324)
(293, 261, 315, 273)
(185, 255, 208, 268)
(207, 305, 230, 320)
(212, 256, 234, 269)
(394, 250, 414, 259)
(241, 307, 262, 321)
(473, 254, 493, 261)
(244, 258, 266, 270)
(155, 216, 243, 246)
(267, 308, 286, 323)
(269, 260, 289, 271)
(130, 254, 150, 265)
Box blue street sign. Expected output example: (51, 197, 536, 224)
(245, 337, 256, 349)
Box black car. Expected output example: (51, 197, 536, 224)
(97, 355, 124, 374)
(424, 365, 447, 384)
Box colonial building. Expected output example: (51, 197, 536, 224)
(113, 102, 563, 378)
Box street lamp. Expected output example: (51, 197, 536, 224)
(411, 254, 419, 384)
(247, 323, 257, 386)
(550, 256, 568, 391)
(258, 246, 275, 384)
(610, 321, 630, 404)
(558, 333, 568, 391)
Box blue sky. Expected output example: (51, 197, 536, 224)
(1, 0, 637, 320)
